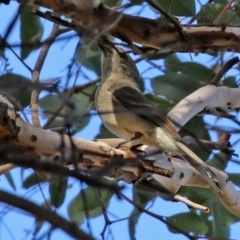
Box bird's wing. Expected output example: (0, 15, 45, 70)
(112, 86, 180, 137)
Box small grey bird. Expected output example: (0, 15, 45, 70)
(95, 43, 222, 194)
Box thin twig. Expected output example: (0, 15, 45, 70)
(182, 132, 234, 156)
(31, 23, 60, 127)
(3, 0, 27, 40)
(2, 38, 32, 72)
(42, 77, 100, 129)
(0, 163, 15, 175)
(213, 0, 234, 24)
(210, 56, 240, 85)
(145, 0, 186, 41)
(198, 107, 236, 119)
(174, 195, 210, 213)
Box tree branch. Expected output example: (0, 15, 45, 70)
(17, 2, 240, 52)
(0, 190, 94, 240)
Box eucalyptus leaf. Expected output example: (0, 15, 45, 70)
(49, 177, 68, 208)
(68, 187, 113, 225)
(95, 123, 116, 139)
(0, 73, 31, 107)
(167, 212, 209, 234)
(20, 6, 43, 59)
(165, 56, 215, 84)
(39, 84, 96, 128)
(77, 40, 101, 75)
(179, 116, 211, 161)
(207, 152, 229, 170)
(198, 3, 240, 24)
(224, 76, 238, 88)
(145, 93, 173, 111)
(152, 0, 196, 16)
(4, 172, 16, 191)
(22, 172, 46, 189)
(103, 0, 121, 7)
(151, 72, 201, 102)
(228, 173, 240, 187)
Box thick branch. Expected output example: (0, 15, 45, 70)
(168, 85, 240, 131)
(17, 1, 240, 52)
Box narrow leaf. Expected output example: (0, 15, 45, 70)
(4, 172, 16, 191)
(20, 6, 43, 59)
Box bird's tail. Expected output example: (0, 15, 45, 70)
(175, 141, 222, 194)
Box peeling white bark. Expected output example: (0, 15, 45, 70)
(168, 85, 240, 131)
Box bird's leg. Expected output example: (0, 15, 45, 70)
(115, 132, 143, 148)
(115, 132, 146, 155)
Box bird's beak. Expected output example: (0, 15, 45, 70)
(98, 43, 111, 55)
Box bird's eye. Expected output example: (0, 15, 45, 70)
(118, 52, 128, 61)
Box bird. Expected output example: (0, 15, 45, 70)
(95, 43, 222, 194)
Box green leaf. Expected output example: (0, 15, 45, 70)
(95, 123, 116, 139)
(152, 59, 215, 102)
(39, 84, 95, 128)
(198, 3, 240, 24)
(148, 52, 171, 60)
(68, 187, 113, 225)
(0, 73, 31, 107)
(167, 212, 209, 234)
(77, 39, 101, 75)
(179, 186, 240, 235)
(165, 60, 215, 84)
(151, 72, 201, 102)
(103, 0, 121, 7)
(179, 116, 211, 161)
(200, 191, 239, 238)
(178, 186, 209, 205)
(164, 53, 181, 72)
(153, 0, 196, 16)
(228, 173, 240, 187)
(145, 93, 173, 111)
(72, 115, 91, 134)
(207, 152, 229, 170)
(20, 6, 43, 59)
(4, 172, 16, 191)
(224, 76, 238, 88)
(22, 172, 46, 189)
(72, 84, 96, 114)
(49, 177, 68, 208)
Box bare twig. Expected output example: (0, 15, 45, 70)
(1, 38, 32, 72)
(145, 0, 186, 41)
(0, 190, 94, 240)
(210, 56, 239, 85)
(213, 0, 234, 24)
(174, 195, 210, 213)
(43, 77, 100, 129)
(182, 132, 234, 156)
(0, 164, 15, 175)
(31, 24, 60, 127)
(3, 0, 27, 40)
(198, 107, 236, 119)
